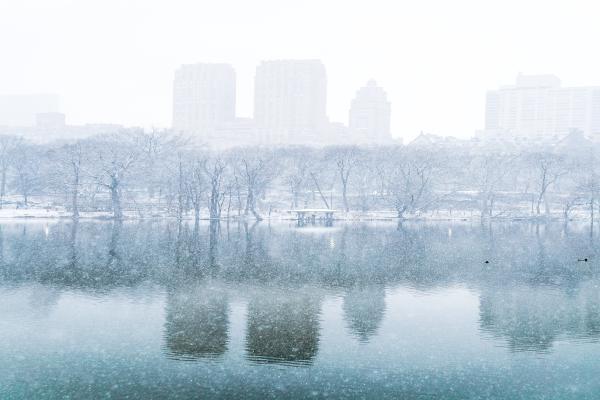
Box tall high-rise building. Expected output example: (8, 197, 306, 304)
(483, 74, 600, 143)
(254, 60, 327, 144)
(172, 63, 236, 140)
(348, 80, 391, 143)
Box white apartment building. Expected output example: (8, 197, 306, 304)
(348, 80, 392, 144)
(254, 60, 327, 144)
(172, 63, 236, 140)
(484, 74, 600, 144)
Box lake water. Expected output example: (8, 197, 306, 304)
(0, 220, 599, 399)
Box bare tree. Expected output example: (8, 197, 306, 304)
(182, 155, 207, 224)
(353, 152, 377, 212)
(387, 149, 436, 219)
(48, 142, 83, 218)
(567, 148, 600, 223)
(233, 148, 274, 221)
(0, 135, 22, 208)
(527, 153, 567, 218)
(140, 130, 187, 201)
(84, 132, 145, 219)
(470, 153, 518, 219)
(280, 147, 312, 209)
(12, 142, 44, 207)
(327, 146, 360, 212)
(204, 157, 227, 220)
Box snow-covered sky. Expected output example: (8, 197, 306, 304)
(1, 0, 600, 141)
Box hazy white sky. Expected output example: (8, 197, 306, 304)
(1, 0, 600, 141)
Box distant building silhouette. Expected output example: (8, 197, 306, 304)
(0, 114, 125, 143)
(349, 80, 392, 144)
(172, 63, 236, 141)
(254, 60, 327, 144)
(167, 60, 400, 147)
(211, 117, 261, 148)
(482, 74, 600, 145)
(408, 132, 473, 149)
(36, 112, 66, 131)
(0, 94, 60, 127)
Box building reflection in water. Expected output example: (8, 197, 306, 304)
(342, 285, 387, 343)
(479, 282, 600, 352)
(245, 288, 322, 366)
(163, 283, 230, 361)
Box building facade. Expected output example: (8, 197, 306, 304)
(348, 80, 392, 144)
(172, 63, 236, 141)
(254, 60, 327, 144)
(483, 74, 600, 144)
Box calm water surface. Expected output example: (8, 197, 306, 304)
(0, 221, 599, 399)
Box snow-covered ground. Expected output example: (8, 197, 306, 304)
(0, 206, 591, 222)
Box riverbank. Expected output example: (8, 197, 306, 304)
(0, 206, 595, 222)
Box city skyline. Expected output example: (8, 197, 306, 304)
(4, 67, 600, 147)
(3, 3, 600, 399)
(171, 60, 393, 146)
(3, 1, 600, 141)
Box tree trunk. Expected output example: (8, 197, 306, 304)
(244, 190, 250, 217)
(226, 189, 232, 220)
(481, 194, 488, 220)
(236, 182, 242, 216)
(396, 205, 406, 219)
(208, 220, 218, 267)
(209, 184, 220, 219)
(0, 167, 6, 210)
(177, 160, 184, 221)
(246, 189, 262, 221)
(342, 184, 349, 212)
(194, 201, 200, 226)
(341, 173, 349, 212)
(110, 178, 122, 220)
(72, 170, 80, 219)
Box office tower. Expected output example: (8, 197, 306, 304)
(254, 60, 327, 144)
(349, 80, 392, 143)
(172, 63, 236, 140)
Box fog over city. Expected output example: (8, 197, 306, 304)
(2, 0, 600, 140)
(3, 2, 600, 400)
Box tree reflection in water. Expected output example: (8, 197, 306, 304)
(0, 220, 599, 360)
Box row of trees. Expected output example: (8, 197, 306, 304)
(1, 130, 598, 221)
